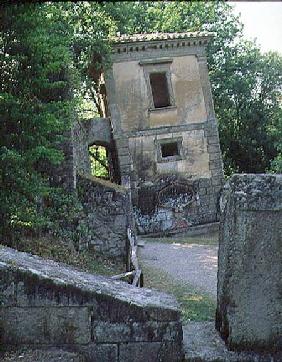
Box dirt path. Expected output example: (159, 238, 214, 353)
(138, 240, 218, 299)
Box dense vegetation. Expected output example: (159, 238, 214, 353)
(1, 2, 281, 240)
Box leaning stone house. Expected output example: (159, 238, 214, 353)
(74, 32, 224, 251)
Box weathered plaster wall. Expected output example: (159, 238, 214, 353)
(216, 174, 282, 352)
(0, 246, 183, 362)
(128, 129, 210, 181)
(112, 56, 207, 132)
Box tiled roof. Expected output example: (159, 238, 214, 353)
(112, 32, 215, 44)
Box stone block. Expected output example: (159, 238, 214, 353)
(119, 154, 131, 165)
(207, 144, 221, 153)
(0, 307, 91, 345)
(205, 127, 219, 138)
(216, 174, 282, 352)
(1, 348, 84, 362)
(209, 158, 222, 168)
(76, 174, 129, 259)
(118, 147, 130, 156)
(115, 138, 129, 149)
(92, 321, 182, 343)
(207, 135, 220, 145)
(183, 321, 281, 362)
(209, 152, 221, 161)
(198, 187, 207, 196)
(211, 177, 223, 187)
(77, 343, 118, 362)
(198, 178, 212, 188)
(119, 342, 162, 362)
(0, 271, 17, 306)
(210, 168, 223, 179)
(119, 341, 183, 362)
(0, 247, 183, 359)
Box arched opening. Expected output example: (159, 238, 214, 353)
(89, 144, 110, 179)
(88, 142, 120, 183)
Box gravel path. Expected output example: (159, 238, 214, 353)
(139, 240, 218, 299)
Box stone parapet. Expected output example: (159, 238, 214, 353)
(0, 246, 183, 362)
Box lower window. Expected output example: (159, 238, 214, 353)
(157, 137, 183, 162)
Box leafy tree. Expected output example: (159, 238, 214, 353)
(214, 44, 282, 173)
(0, 2, 127, 241)
(0, 3, 74, 240)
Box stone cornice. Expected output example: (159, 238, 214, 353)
(111, 32, 215, 57)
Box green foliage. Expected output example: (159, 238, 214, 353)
(89, 145, 110, 179)
(0, 4, 75, 241)
(268, 94, 282, 172)
(214, 44, 282, 174)
(0, 2, 129, 243)
(42, 187, 86, 247)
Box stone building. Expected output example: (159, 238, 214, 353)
(75, 32, 224, 236)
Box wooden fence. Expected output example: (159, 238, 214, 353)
(111, 228, 143, 287)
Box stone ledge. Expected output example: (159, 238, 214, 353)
(184, 322, 281, 362)
(77, 172, 126, 194)
(0, 348, 83, 362)
(220, 173, 282, 211)
(0, 246, 183, 361)
(0, 246, 179, 318)
(141, 222, 219, 239)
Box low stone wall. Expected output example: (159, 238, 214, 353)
(76, 173, 131, 260)
(0, 246, 183, 362)
(216, 174, 282, 353)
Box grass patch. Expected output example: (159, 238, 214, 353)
(142, 231, 218, 246)
(141, 263, 216, 322)
(1, 236, 124, 277)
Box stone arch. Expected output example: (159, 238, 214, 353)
(88, 140, 119, 183)
(74, 118, 120, 183)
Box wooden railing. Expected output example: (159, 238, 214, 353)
(111, 228, 143, 287)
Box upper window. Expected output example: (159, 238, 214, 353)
(139, 59, 175, 110)
(149, 72, 171, 108)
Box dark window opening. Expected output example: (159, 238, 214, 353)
(161, 142, 179, 158)
(149, 72, 171, 108)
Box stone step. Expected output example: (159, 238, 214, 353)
(0, 348, 83, 362)
(183, 322, 281, 362)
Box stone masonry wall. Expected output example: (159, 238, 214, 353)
(76, 174, 130, 260)
(0, 246, 183, 362)
(216, 174, 282, 353)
